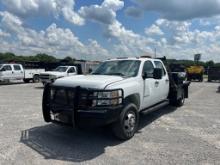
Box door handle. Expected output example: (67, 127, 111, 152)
(155, 81, 159, 85)
(12, 71, 14, 74)
(165, 79, 169, 83)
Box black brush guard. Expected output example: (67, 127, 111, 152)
(42, 84, 124, 127)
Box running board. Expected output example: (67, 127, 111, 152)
(140, 100, 169, 115)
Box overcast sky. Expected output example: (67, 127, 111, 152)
(0, 0, 220, 62)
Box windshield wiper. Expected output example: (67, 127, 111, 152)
(106, 73, 126, 77)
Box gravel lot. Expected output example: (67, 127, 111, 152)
(0, 81, 220, 165)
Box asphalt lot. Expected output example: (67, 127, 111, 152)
(0, 81, 220, 165)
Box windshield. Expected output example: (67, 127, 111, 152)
(54, 66, 68, 72)
(92, 60, 141, 77)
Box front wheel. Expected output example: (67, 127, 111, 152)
(42, 84, 51, 122)
(112, 103, 139, 140)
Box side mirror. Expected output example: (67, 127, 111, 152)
(153, 68, 163, 79)
(142, 72, 153, 79)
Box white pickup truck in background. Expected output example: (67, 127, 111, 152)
(0, 64, 44, 83)
(39, 66, 79, 85)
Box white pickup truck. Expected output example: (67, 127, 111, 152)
(42, 57, 190, 140)
(39, 66, 78, 84)
(0, 64, 44, 83)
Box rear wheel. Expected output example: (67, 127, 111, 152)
(175, 91, 185, 107)
(112, 103, 139, 140)
(33, 75, 40, 83)
(170, 89, 185, 107)
(23, 79, 30, 83)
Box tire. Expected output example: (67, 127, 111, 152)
(172, 90, 185, 107)
(112, 103, 139, 140)
(23, 79, 30, 83)
(200, 75, 203, 82)
(33, 75, 40, 83)
(42, 84, 51, 122)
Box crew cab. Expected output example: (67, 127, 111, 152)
(39, 66, 79, 84)
(42, 57, 190, 140)
(0, 64, 44, 83)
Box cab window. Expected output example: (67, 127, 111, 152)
(3, 65, 12, 71)
(154, 61, 166, 76)
(68, 67, 76, 73)
(142, 61, 154, 76)
(13, 65, 21, 71)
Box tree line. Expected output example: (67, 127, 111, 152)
(0, 52, 220, 67)
(0, 52, 76, 64)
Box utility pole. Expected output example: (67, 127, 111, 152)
(154, 47, 157, 58)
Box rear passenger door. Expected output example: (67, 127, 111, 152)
(153, 61, 169, 101)
(13, 65, 24, 80)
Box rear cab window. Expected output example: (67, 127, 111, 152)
(68, 67, 76, 73)
(13, 65, 22, 71)
(153, 61, 166, 77)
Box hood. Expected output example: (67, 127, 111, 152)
(53, 75, 124, 89)
(40, 71, 66, 77)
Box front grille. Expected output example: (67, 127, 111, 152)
(50, 87, 94, 111)
(51, 88, 75, 106)
(78, 89, 94, 109)
(47, 86, 123, 111)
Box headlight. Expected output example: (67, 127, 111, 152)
(92, 90, 123, 106)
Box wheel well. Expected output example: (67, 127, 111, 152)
(124, 94, 140, 110)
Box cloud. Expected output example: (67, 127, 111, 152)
(145, 24, 164, 36)
(148, 18, 220, 61)
(106, 20, 154, 56)
(1, 0, 84, 25)
(80, 0, 154, 56)
(125, 6, 143, 18)
(79, 0, 124, 25)
(79, 5, 115, 25)
(0, 29, 10, 38)
(0, 11, 110, 60)
(133, 0, 220, 20)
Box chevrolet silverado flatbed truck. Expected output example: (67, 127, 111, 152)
(42, 57, 190, 140)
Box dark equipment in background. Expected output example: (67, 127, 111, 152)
(208, 66, 220, 82)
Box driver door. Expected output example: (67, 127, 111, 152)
(1, 65, 13, 80)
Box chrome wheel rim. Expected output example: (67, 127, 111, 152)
(181, 92, 185, 104)
(124, 111, 136, 134)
